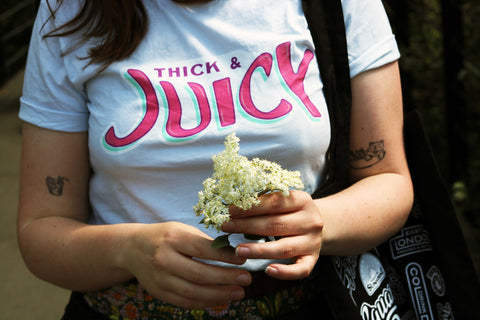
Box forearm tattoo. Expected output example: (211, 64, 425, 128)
(349, 140, 386, 169)
(46, 176, 69, 196)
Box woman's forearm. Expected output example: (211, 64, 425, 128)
(17, 216, 137, 292)
(317, 172, 413, 256)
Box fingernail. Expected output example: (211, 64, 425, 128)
(265, 266, 278, 276)
(236, 246, 250, 257)
(231, 289, 244, 300)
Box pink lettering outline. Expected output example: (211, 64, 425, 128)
(276, 42, 321, 118)
(104, 69, 159, 148)
(212, 78, 236, 127)
(239, 52, 292, 119)
(161, 81, 212, 138)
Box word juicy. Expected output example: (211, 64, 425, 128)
(104, 42, 322, 147)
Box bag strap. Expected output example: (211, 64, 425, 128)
(303, 0, 352, 198)
(303, 3, 364, 319)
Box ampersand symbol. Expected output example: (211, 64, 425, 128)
(230, 57, 241, 69)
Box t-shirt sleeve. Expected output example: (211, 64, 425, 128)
(342, 0, 401, 78)
(19, 0, 89, 132)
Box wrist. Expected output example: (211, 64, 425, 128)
(110, 223, 144, 277)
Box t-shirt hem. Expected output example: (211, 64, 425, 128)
(19, 98, 89, 132)
(349, 35, 400, 78)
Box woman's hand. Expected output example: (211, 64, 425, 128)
(122, 222, 252, 309)
(221, 190, 324, 281)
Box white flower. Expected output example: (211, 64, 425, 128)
(194, 133, 304, 231)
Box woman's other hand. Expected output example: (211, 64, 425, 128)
(221, 190, 324, 281)
(121, 222, 251, 309)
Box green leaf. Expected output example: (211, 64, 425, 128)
(211, 234, 233, 249)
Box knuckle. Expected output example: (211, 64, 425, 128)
(161, 224, 181, 244)
(151, 253, 168, 270)
(268, 192, 284, 209)
(290, 190, 309, 204)
(280, 246, 297, 259)
(190, 241, 207, 257)
(311, 217, 324, 231)
(268, 220, 286, 235)
(188, 267, 204, 284)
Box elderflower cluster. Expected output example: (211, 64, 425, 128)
(193, 133, 304, 231)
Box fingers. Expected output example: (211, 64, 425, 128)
(181, 238, 248, 265)
(223, 191, 322, 238)
(234, 234, 321, 281)
(222, 211, 316, 237)
(235, 236, 320, 261)
(145, 259, 249, 308)
(220, 191, 323, 281)
(157, 251, 252, 287)
(141, 253, 251, 308)
(265, 255, 319, 280)
(163, 222, 247, 265)
(145, 272, 246, 309)
(151, 282, 243, 309)
(228, 190, 309, 218)
(151, 222, 252, 285)
(128, 222, 253, 308)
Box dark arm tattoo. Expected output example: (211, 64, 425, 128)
(349, 140, 386, 169)
(46, 176, 70, 196)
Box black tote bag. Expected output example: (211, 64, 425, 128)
(303, 0, 480, 319)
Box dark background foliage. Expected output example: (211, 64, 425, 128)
(384, 0, 479, 273)
(386, 0, 479, 206)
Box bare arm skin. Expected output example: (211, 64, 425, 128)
(222, 61, 414, 280)
(17, 124, 252, 309)
(321, 60, 413, 253)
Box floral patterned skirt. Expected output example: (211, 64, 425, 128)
(82, 276, 323, 320)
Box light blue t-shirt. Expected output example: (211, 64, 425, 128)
(19, 0, 399, 271)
